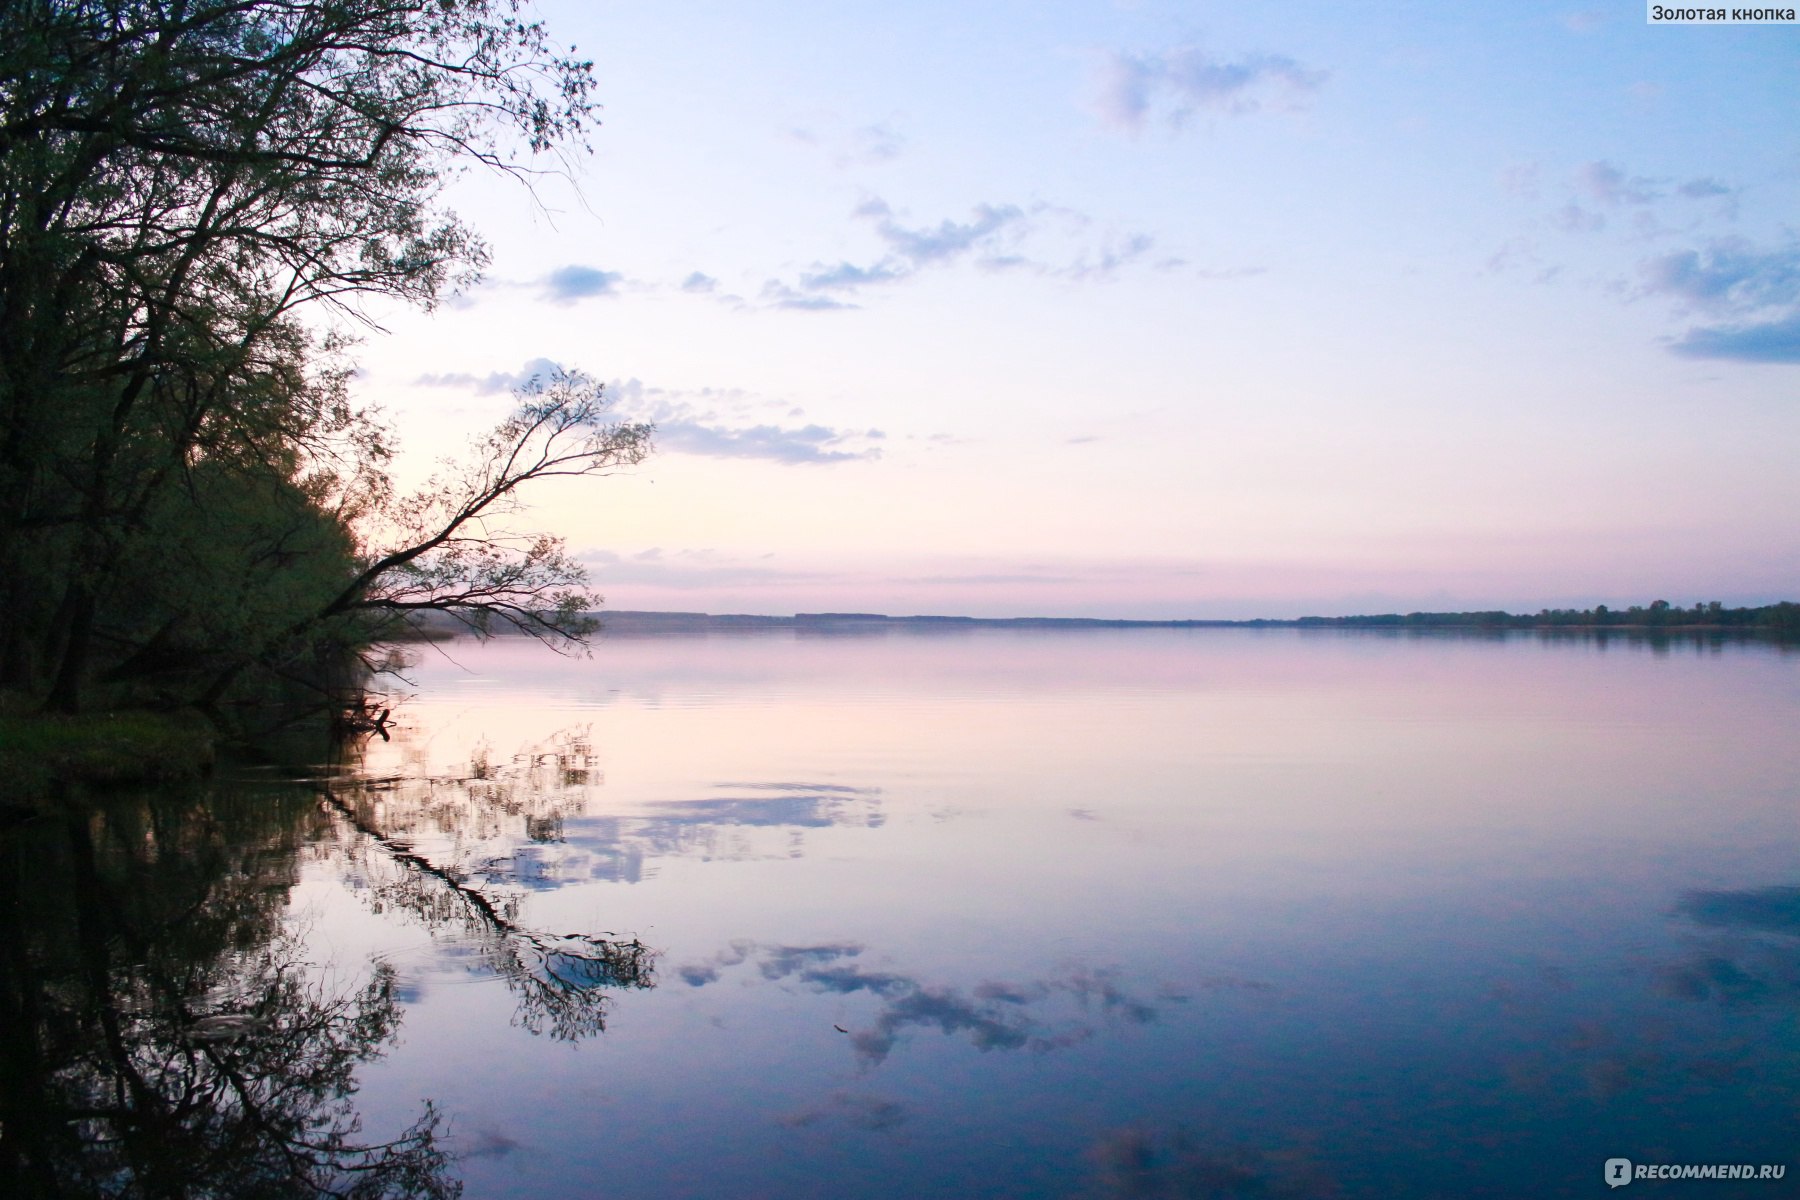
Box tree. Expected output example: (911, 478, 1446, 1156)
(323, 370, 651, 646)
(194, 370, 653, 709)
(0, 1, 629, 713)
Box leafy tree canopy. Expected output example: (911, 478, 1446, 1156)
(0, 1, 648, 716)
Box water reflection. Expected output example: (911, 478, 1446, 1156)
(0, 721, 665, 1196)
(345, 716, 884, 886)
(1661, 885, 1800, 1006)
(566, 783, 885, 880)
(680, 940, 1206, 1067)
(320, 783, 655, 1039)
(1081, 1125, 1339, 1200)
(0, 785, 457, 1199)
(15, 629, 1797, 1199)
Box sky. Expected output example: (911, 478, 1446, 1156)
(351, 1, 1800, 619)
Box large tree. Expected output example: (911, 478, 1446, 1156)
(0, 1, 643, 712)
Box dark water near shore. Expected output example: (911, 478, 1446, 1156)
(5, 628, 1799, 1198)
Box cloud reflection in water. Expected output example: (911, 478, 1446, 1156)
(679, 940, 1230, 1066)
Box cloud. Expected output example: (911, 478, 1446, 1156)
(1549, 203, 1604, 234)
(680, 271, 718, 293)
(414, 356, 564, 394)
(1498, 159, 1743, 286)
(658, 420, 881, 462)
(759, 201, 1027, 306)
(798, 260, 910, 292)
(1494, 162, 1774, 355)
(1090, 46, 1326, 133)
(612, 377, 885, 463)
(1055, 232, 1159, 281)
(760, 279, 859, 311)
(1669, 313, 1800, 363)
(418, 364, 886, 461)
(1537, 161, 1736, 230)
(1635, 239, 1800, 362)
(1678, 177, 1734, 201)
(541, 265, 623, 303)
(1638, 240, 1800, 312)
(866, 200, 1027, 264)
(1499, 162, 1541, 199)
(1484, 237, 1560, 282)
(849, 122, 906, 163)
(788, 121, 908, 168)
(1575, 160, 1662, 207)
(761, 199, 1166, 309)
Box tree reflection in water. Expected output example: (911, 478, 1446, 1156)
(0, 784, 456, 1197)
(318, 722, 656, 1040)
(0, 730, 657, 1197)
(321, 783, 655, 1041)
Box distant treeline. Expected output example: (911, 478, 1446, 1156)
(1292, 600, 1800, 632)
(567, 602, 1800, 636)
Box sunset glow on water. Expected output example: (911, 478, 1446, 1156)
(278, 629, 1800, 1198)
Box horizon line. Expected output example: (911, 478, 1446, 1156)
(578, 601, 1798, 628)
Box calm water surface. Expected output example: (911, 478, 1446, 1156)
(8, 628, 1800, 1198)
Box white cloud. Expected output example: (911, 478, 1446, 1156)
(413, 366, 884, 462)
(757, 198, 1167, 309)
(541, 264, 623, 303)
(1639, 238, 1800, 362)
(785, 120, 908, 168)
(865, 200, 1026, 263)
(1575, 161, 1662, 207)
(415, 356, 563, 394)
(1638, 240, 1800, 312)
(1089, 45, 1326, 133)
(607, 378, 883, 464)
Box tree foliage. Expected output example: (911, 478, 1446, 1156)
(0, 1, 644, 714)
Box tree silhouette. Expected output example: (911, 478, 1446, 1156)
(0, 783, 460, 1198)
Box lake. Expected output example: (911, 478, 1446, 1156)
(6, 626, 1799, 1198)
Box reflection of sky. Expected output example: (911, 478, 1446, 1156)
(321, 630, 1800, 1199)
(545, 784, 885, 884)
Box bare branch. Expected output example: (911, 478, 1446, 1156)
(319, 370, 651, 647)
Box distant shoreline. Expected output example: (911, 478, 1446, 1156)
(542, 602, 1799, 635)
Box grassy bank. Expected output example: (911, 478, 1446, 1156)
(0, 702, 215, 801)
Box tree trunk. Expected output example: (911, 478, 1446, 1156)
(44, 582, 95, 714)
